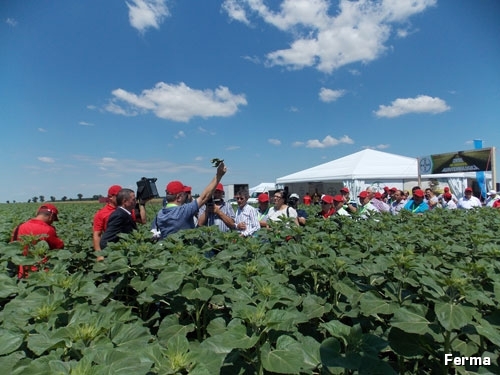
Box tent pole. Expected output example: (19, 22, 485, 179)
(492, 147, 497, 189)
(417, 157, 421, 187)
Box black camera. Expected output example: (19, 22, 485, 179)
(136, 177, 159, 201)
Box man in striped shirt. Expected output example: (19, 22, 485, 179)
(234, 188, 260, 237)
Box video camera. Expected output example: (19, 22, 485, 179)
(136, 177, 159, 202)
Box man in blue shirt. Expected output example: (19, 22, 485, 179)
(154, 162, 227, 239)
(403, 189, 429, 214)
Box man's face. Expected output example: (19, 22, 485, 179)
(235, 195, 247, 208)
(259, 201, 269, 210)
(393, 191, 402, 202)
(123, 193, 137, 212)
(214, 190, 224, 200)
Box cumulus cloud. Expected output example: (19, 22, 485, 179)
(268, 138, 281, 146)
(106, 82, 247, 122)
(374, 95, 451, 118)
(79, 121, 94, 126)
(222, 0, 437, 73)
(319, 88, 345, 103)
(126, 0, 169, 33)
(38, 128, 47, 132)
(304, 135, 354, 148)
(38, 157, 55, 163)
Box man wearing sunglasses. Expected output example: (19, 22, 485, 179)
(233, 188, 260, 237)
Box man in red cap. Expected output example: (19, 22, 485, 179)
(339, 187, 357, 213)
(197, 183, 235, 232)
(11, 203, 64, 278)
(257, 193, 270, 227)
(357, 191, 379, 218)
(92, 184, 148, 252)
(153, 161, 227, 239)
(332, 195, 350, 216)
(403, 189, 429, 213)
(457, 187, 481, 209)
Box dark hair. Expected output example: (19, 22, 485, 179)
(411, 186, 421, 192)
(235, 188, 250, 199)
(116, 188, 134, 206)
(274, 189, 288, 202)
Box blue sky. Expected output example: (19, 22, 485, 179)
(1, 0, 499, 202)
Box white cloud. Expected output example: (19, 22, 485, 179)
(126, 0, 169, 33)
(319, 88, 345, 102)
(226, 145, 241, 150)
(38, 157, 55, 163)
(288, 106, 299, 112)
(6, 18, 18, 27)
(174, 130, 186, 139)
(374, 95, 451, 118)
(305, 134, 354, 148)
(79, 121, 94, 126)
(106, 82, 247, 122)
(292, 141, 304, 147)
(363, 144, 390, 150)
(223, 0, 437, 73)
(38, 128, 47, 132)
(268, 138, 281, 146)
(222, 0, 250, 25)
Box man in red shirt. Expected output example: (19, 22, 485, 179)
(93, 185, 148, 252)
(11, 203, 64, 278)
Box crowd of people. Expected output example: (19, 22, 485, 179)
(9, 160, 500, 278)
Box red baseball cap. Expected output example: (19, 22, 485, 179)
(340, 187, 349, 193)
(183, 186, 192, 193)
(443, 192, 452, 200)
(216, 183, 224, 191)
(166, 181, 187, 195)
(332, 195, 344, 202)
(107, 185, 122, 197)
(444, 187, 450, 192)
(374, 192, 382, 199)
(358, 191, 369, 199)
(258, 193, 269, 203)
(390, 187, 397, 192)
(37, 204, 59, 221)
(322, 195, 334, 204)
(413, 189, 425, 198)
(465, 187, 473, 193)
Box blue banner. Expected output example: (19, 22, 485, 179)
(474, 139, 487, 199)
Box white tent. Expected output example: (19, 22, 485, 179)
(275, 149, 491, 199)
(249, 182, 276, 196)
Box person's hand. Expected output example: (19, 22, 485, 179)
(236, 222, 247, 231)
(216, 161, 226, 178)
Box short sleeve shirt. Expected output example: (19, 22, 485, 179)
(156, 200, 199, 239)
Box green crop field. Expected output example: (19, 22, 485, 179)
(0, 202, 499, 374)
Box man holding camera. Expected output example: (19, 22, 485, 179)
(155, 161, 227, 239)
(197, 183, 235, 232)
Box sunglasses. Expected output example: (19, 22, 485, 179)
(235, 197, 245, 201)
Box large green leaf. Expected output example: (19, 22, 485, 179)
(0, 329, 24, 355)
(181, 283, 213, 301)
(434, 302, 473, 331)
(261, 339, 308, 374)
(390, 305, 431, 334)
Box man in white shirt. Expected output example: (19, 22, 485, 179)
(457, 187, 482, 209)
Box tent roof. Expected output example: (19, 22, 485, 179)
(249, 182, 275, 194)
(276, 149, 418, 183)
